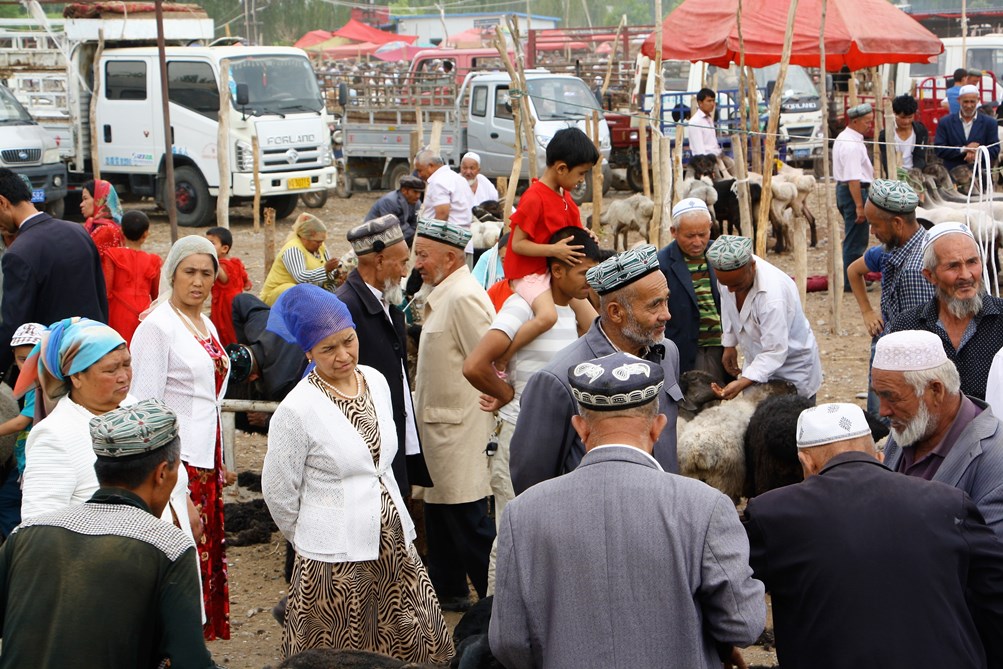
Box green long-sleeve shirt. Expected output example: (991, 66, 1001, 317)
(0, 487, 217, 669)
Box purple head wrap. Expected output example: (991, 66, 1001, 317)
(266, 284, 356, 353)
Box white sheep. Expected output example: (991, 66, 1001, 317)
(597, 193, 655, 252)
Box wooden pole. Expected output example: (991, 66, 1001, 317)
(735, 0, 754, 239)
(409, 131, 420, 172)
(871, 67, 882, 178)
(90, 29, 104, 180)
(651, 0, 665, 239)
(819, 0, 841, 331)
(747, 66, 763, 176)
(884, 102, 898, 179)
(506, 16, 538, 180)
(732, 133, 753, 238)
(252, 135, 261, 232)
(216, 59, 231, 229)
(794, 213, 808, 306)
(428, 120, 443, 154)
(263, 207, 276, 273)
(658, 135, 673, 246)
(495, 29, 523, 228)
(639, 117, 651, 198)
(672, 124, 685, 204)
(601, 16, 628, 101)
(754, 0, 800, 257)
(590, 110, 603, 227)
(154, 0, 178, 242)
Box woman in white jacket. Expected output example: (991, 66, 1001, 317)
(262, 284, 453, 663)
(131, 235, 230, 640)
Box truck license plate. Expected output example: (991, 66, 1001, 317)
(287, 177, 311, 190)
(792, 148, 810, 160)
(30, 189, 45, 204)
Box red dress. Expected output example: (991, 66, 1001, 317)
(210, 256, 251, 348)
(185, 334, 231, 640)
(102, 247, 162, 344)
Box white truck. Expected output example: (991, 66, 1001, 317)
(339, 69, 612, 203)
(0, 81, 66, 216)
(0, 12, 336, 227)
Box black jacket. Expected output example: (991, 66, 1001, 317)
(745, 451, 1003, 669)
(657, 241, 722, 373)
(878, 120, 929, 174)
(0, 212, 108, 373)
(336, 270, 431, 494)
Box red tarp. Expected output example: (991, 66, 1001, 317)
(446, 26, 495, 48)
(641, 0, 943, 71)
(333, 18, 416, 46)
(294, 29, 333, 50)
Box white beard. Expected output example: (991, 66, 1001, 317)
(382, 278, 404, 306)
(890, 401, 933, 447)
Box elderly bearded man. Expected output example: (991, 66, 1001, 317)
(934, 84, 1000, 188)
(872, 329, 1003, 541)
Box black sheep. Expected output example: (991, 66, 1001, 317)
(712, 178, 762, 239)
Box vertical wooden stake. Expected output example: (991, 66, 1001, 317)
(732, 133, 753, 238)
(252, 135, 260, 232)
(819, 0, 842, 331)
(871, 67, 883, 177)
(495, 29, 523, 228)
(672, 124, 685, 204)
(216, 59, 232, 229)
(658, 135, 673, 247)
(429, 120, 444, 154)
(90, 29, 105, 180)
(590, 111, 603, 229)
(263, 207, 276, 274)
(794, 215, 808, 307)
(409, 130, 420, 172)
(639, 118, 651, 198)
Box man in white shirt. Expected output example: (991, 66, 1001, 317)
(459, 152, 500, 206)
(706, 235, 823, 402)
(688, 88, 734, 178)
(462, 226, 600, 594)
(832, 102, 875, 289)
(415, 149, 475, 229)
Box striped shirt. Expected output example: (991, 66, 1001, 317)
(281, 246, 336, 286)
(491, 294, 579, 425)
(686, 256, 723, 347)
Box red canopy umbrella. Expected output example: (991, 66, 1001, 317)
(334, 18, 417, 46)
(294, 29, 333, 50)
(641, 0, 942, 71)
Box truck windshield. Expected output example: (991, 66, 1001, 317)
(526, 78, 600, 120)
(227, 55, 324, 116)
(0, 86, 35, 124)
(711, 64, 819, 110)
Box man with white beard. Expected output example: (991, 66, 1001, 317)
(459, 152, 499, 206)
(872, 329, 1003, 540)
(887, 222, 1003, 400)
(335, 215, 432, 498)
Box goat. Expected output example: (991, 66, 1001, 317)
(713, 176, 763, 239)
(593, 194, 655, 252)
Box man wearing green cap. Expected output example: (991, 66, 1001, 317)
(0, 399, 217, 669)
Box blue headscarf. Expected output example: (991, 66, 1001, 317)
(266, 284, 355, 353)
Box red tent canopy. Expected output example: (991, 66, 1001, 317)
(333, 18, 416, 46)
(641, 0, 943, 71)
(294, 29, 333, 50)
(321, 41, 381, 60)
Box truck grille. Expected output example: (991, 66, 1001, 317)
(260, 145, 323, 173)
(1, 148, 40, 164)
(786, 126, 815, 143)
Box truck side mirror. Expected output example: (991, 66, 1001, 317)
(338, 82, 349, 107)
(766, 80, 776, 101)
(236, 83, 249, 107)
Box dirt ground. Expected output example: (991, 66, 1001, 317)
(135, 180, 876, 668)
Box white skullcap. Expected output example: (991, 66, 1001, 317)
(796, 403, 872, 448)
(958, 84, 980, 97)
(10, 322, 43, 348)
(873, 330, 948, 372)
(923, 221, 975, 252)
(462, 152, 481, 165)
(672, 197, 710, 221)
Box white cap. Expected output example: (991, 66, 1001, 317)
(873, 330, 948, 372)
(923, 221, 975, 252)
(462, 151, 481, 165)
(10, 322, 43, 348)
(671, 197, 710, 221)
(796, 403, 872, 448)
(958, 84, 980, 97)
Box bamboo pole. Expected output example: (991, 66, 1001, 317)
(216, 59, 231, 229)
(754, 0, 800, 257)
(651, 0, 665, 238)
(819, 0, 842, 331)
(590, 111, 603, 226)
(252, 135, 260, 232)
(263, 207, 276, 274)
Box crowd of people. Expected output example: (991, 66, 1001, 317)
(0, 103, 1002, 668)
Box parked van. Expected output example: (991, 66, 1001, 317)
(0, 82, 66, 217)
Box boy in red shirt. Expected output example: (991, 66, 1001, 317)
(206, 227, 252, 347)
(102, 211, 162, 345)
(499, 127, 599, 370)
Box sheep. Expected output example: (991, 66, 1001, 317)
(592, 193, 655, 252)
(713, 176, 763, 239)
(676, 370, 797, 502)
(223, 498, 277, 547)
(452, 595, 504, 669)
(744, 395, 891, 497)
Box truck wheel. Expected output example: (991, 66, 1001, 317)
(174, 165, 214, 228)
(570, 170, 595, 206)
(263, 194, 299, 221)
(300, 190, 328, 209)
(335, 163, 353, 199)
(384, 161, 412, 191)
(45, 197, 65, 220)
(626, 164, 647, 193)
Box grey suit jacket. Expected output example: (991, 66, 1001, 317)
(490, 446, 765, 669)
(883, 397, 1003, 541)
(509, 320, 682, 494)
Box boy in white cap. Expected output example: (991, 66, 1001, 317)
(0, 322, 42, 536)
(745, 401, 1003, 669)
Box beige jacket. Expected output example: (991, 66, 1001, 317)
(414, 265, 494, 505)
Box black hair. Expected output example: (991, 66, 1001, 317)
(696, 88, 716, 102)
(94, 437, 181, 489)
(954, 68, 967, 83)
(596, 247, 617, 263)
(121, 210, 150, 241)
(547, 226, 601, 271)
(0, 168, 32, 205)
(82, 179, 97, 197)
(206, 226, 233, 249)
(892, 94, 918, 116)
(545, 127, 599, 169)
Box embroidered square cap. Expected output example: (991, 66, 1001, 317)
(796, 403, 872, 448)
(569, 352, 664, 412)
(586, 244, 659, 295)
(847, 103, 873, 119)
(868, 179, 919, 214)
(706, 235, 753, 271)
(347, 214, 405, 255)
(872, 329, 948, 372)
(416, 217, 472, 250)
(90, 399, 179, 458)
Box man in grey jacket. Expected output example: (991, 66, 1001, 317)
(490, 352, 765, 669)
